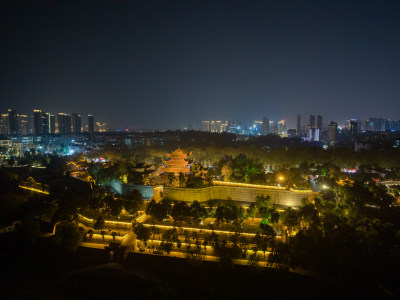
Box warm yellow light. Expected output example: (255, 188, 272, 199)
(278, 176, 284, 181)
(213, 180, 315, 193)
(19, 185, 49, 194)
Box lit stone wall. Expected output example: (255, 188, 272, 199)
(111, 180, 154, 200)
(163, 186, 317, 207)
(111, 180, 318, 207)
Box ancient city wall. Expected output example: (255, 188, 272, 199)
(111, 180, 154, 200)
(111, 180, 318, 207)
(163, 186, 317, 207)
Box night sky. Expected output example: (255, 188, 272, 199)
(1, 0, 399, 130)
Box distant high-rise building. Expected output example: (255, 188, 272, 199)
(66, 114, 71, 134)
(49, 114, 55, 133)
(349, 120, 358, 136)
(57, 113, 71, 134)
(72, 113, 82, 134)
(328, 121, 337, 144)
(210, 121, 216, 132)
(277, 120, 286, 134)
(369, 117, 385, 132)
(218, 121, 228, 133)
(42, 113, 50, 135)
(88, 114, 94, 134)
(317, 115, 323, 130)
(202, 121, 210, 132)
(96, 122, 108, 132)
(216, 121, 222, 133)
(273, 124, 279, 135)
(307, 126, 319, 142)
(8, 109, 19, 135)
(33, 109, 43, 136)
(287, 129, 297, 138)
(57, 113, 65, 134)
(18, 114, 29, 135)
(310, 115, 316, 127)
(296, 115, 301, 136)
(262, 117, 270, 135)
(365, 120, 371, 131)
(0, 114, 9, 135)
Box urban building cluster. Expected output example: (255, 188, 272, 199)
(198, 115, 400, 147)
(0, 109, 108, 136)
(0, 109, 108, 158)
(201, 120, 229, 133)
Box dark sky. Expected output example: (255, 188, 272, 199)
(1, 0, 399, 130)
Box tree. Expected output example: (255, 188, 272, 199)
(247, 203, 257, 224)
(189, 201, 207, 225)
(268, 241, 292, 271)
(247, 252, 261, 269)
(93, 216, 105, 231)
(171, 201, 190, 225)
(256, 195, 279, 224)
(146, 199, 171, 223)
(168, 173, 176, 186)
(221, 161, 233, 181)
(54, 221, 84, 252)
(7, 157, 15, 167)
(47, 155, 67, 175)
(178, 172, 185, 188)
(124, 189, 144, 214)
(132, 223, 151, 248)
(280, 207, 299, 235)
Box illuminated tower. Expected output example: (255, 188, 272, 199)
(33, 109, 43, 136)
(72, 113, 82, 134)
(7, 109, 19, 135)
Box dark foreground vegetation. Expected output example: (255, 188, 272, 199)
(0, 234, 388, 299)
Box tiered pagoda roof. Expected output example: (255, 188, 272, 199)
(158, 148, 192, 174)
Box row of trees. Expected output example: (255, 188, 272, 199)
(89, 142, 400, 171)
(268, 182, 400, 293)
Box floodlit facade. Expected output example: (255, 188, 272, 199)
(159, 148, 192, 174)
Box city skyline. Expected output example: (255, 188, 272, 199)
(1, 1, 400, 130)
(2, 106, 400, 136)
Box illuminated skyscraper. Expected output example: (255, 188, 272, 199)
(210, 121, 216, 132)
(8, 109, 19, 135)
(277, 120, 286, 134)
(0, 114, 9, 134)
(18, 114, 29, 135)
(216, 121, 222, 133)
(49, 114, 55, 133)
(57, 113, 71, 134)
(33, 109, 43, 135)
(202, 121, 210, 132)
(328, 121, 337, 144)
(349, 119, 358, 136)
(72, 113, 82, 134)
(42, 113, 50, 135)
